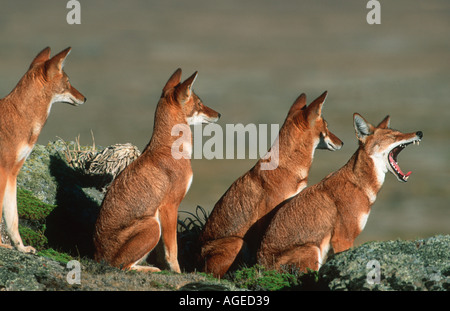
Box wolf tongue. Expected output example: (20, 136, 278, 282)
(389, 153, 410, 177)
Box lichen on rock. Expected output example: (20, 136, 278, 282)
(319, 235, 450, 291)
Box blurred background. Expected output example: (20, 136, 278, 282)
(0, 0, 448, 245)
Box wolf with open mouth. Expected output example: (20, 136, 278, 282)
(257, 113, 423, 273)
(361, 114, 423, 183)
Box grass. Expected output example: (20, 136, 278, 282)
(229, 264, 322, 291)
(37, 248, 74, 264)
(232, 264, 299, 290)
(177, 205, 209, 272)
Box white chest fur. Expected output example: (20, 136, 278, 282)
(17, 144, 33, 164)
(358, 211, 371, 232)
(185, 174, 193, 195)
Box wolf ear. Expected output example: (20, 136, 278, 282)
(177, 71, 198, 101)
(30, 47, 51, 69)
(306, 91, 327, 123)
(163, 68, 182, 94)
(354, 113, 374, 141)
(46, 47, 71, 78)
(377, 115, 390, 129)
(287, 93, 307, 116)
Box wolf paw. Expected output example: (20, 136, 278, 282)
(18, 245, 36, 254)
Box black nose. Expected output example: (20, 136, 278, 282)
(416, 131, 423, 139)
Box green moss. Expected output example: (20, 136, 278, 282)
(37, 248, 74, 264)
(17, 188, 56, 221)
(18, 225, 48, 250)
(17, 143, 59, 205)
(232, 264, 299, 291)
(15, 187, 56, 251)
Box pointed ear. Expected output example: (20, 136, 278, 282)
(377, 115, 390, 129)
(287, 93, 306, 116)
(306, 91, 327, 123)
(30, 47, 51, 68)
(177, 71, 198, 101)
(46, 47, 71, 78)
(354, 113, 374, 140)
(163, 68, 182, 94)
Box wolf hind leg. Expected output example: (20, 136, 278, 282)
(269, 244, 321, 273)
(110, 216, 162, 272)
(201, 236, 245, 278)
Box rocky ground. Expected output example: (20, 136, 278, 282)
(0, 247, 238, 291)
(319, 235, 450, 291)
(1, 235, 448, 291)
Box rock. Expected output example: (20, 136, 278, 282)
(11, 140, 141, 257)
(17, 140, 105, 206)
(0, 247, 68, 291)
(0, 247, 238, 291)
(14, 141, 106, 256)
(319, 235, 450, 291)
(179, 281, 240, 291)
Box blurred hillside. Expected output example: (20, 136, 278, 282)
(0, 0, 449, 244)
